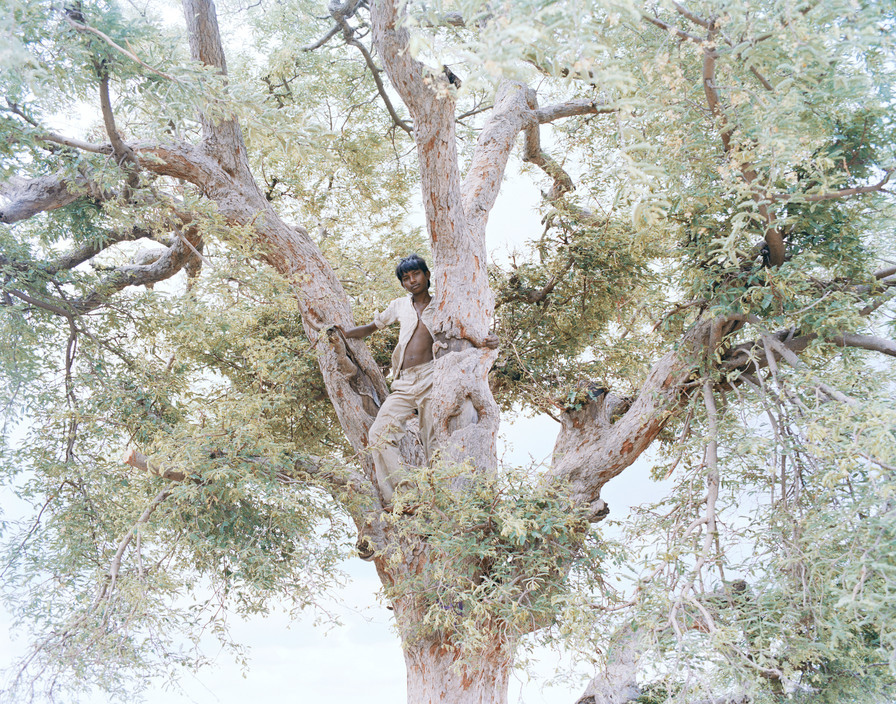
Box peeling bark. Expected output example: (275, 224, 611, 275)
(0, 173, 97, 224)
(575, 625, 643, 704)
(402, 632, 512, 704)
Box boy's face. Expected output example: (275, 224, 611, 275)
(400, 267, 430, 295)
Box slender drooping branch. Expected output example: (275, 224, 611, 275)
(332, 10, 413, 134)
(3, 101, 115, 155)
(769, 169, 894, 203)
(97, 485, 174, 604)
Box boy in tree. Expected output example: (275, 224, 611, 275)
(336, 254, 438, 507)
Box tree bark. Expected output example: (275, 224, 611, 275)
(403, 635, 512, 704)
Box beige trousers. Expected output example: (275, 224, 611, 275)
(368, 360, 436, 503)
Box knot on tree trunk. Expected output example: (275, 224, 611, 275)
(431, 344, 499, 466)
(558, 382, 632, 432)
(328, 332, 382, 417)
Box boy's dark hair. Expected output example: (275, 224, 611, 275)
(395, 254, 430, 284)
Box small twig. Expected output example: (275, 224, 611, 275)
(769, 169, 893, 203)
(749, 65, 774, 92)
(672, 1, 712, 29)
(65, 16, 179, 83)
(858, 452, 896, 473)
(652, 299, 706, 331)
(301, 23, 341, 51)
(99, 485, 174, 604)
(642, 13, 704, 42)
(457, 103, 494, 121)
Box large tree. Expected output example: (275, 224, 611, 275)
(1, 0, 895, 702)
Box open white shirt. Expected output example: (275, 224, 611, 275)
(373, 294, 436, 378)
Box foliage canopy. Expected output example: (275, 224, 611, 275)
(0, 0, 895, 702)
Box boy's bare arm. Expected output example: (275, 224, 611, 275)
(334, 322, 378, 339)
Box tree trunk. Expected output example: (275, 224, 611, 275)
(403, 637, 512, 704)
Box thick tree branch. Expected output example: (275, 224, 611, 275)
(0, 174, 102, 224)
(721, 320, 896, 378)
(829, 333, 896, 357)
(0, 146, 224, 230)
(72, 224, 203, 312)
(2, 224, 202, 317)
(462, 82, 535, 234)
(574, 625, 643, 704)
(523, 100, 574, 200)
(122, 448, 186, 481)
(370, 0, 442, 115)
(535, 99, 616, 123)
(875, 264, 896, 280)
(548, 317, 737, 519)
(181, 0, 253, 178)
(542, 299, 892, 518)
(0, 226, 155, 275)
(36, 131, 113, 154)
